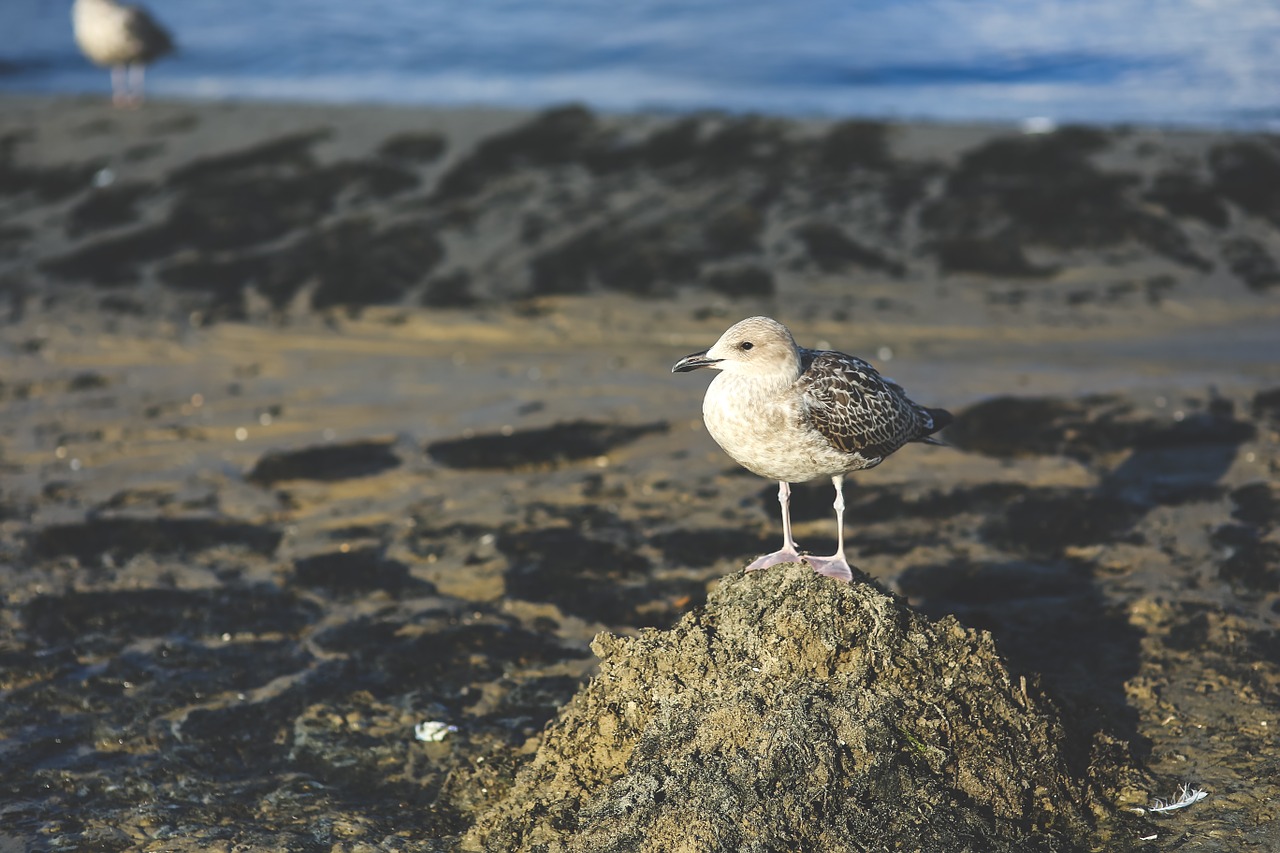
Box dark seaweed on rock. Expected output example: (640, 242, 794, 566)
(1143, 171, 1230, 229)
(23, 585, 319, 645)
(1253, 387, 1280, 421)
(28, 516, 282, 562)
(426, 420, 668, 470)
(0, 133, 104, 202)
(701, 264, 775, 297)
(1218, 540, 1280, 593)
(920, 126, 1209, 274)
(167, 130, 331, 185)
(980, 490, 1146, 558)
(947, 395, 1255, 461)
(247, 439, 401, 485)
(292, 547, 435, 597)
(467, 564, 1143, 851)
(434, 106, 606, 200)
(498, 528, 686, 627)
(1209, 139, 1280, 227)
(1221, 236, 1280, 292)
(794, 220, 905, 275)
(43, 129, 420, 301)
(816, 119, 893, 172)
(65, 181, 155, 238)
(376, 130, 448, 163)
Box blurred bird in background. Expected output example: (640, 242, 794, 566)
(72, 0, 173, 106)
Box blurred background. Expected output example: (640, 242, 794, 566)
(3, 0, 1279, 128)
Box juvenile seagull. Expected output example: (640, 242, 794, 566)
(673, 316, 951, 583)
(72, 0, 174, 107)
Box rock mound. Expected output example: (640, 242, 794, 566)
(467, 564, 1135, 852)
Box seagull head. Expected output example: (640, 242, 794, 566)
(672, 316, 801, 380)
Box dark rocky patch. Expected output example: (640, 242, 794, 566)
(772, 481, 1029, 525)
(435, 106, 605, 200)
(1229, 482, 1279, 529)
(651, 527, 777, 566)
(167, 130, 331, 185)
(920, 127, 1203, 271)
(898, 557, 1089, 604)
(0, 134, 103, 201)
(1219, 541, 1280, 593)
(176, 688, 313, 767)
(0, 222, 32, 255)
(702, 264, 775, 297)
(47, 130, 420, 296)
(701, 204, 764, 255)
(65, 181, 155, 238)
(943, 396, 1091, 458)
(307, 217, 444, 308)
(980, 491, 1145, 557)
(166, 166, 364, 252)
(41, 223, 176, 286)
(499, 528, 680, 626)
(377, 131, 448, 163)
(933, 232, 1055, 278)
(1253, 387, 1280, 421)
(157, 251, 276, 315)
(29, 638, 317, 728)
(123, 141, 165, 162)
(336, 616, 586, 700)
(28, 516, 282, 562)
(529, 223, 699, 297)
(1211, 523, 1260, 552)
(816, 119, 892, 172)
(1221, 236, 1280, 292)
(1127, 212, 1212, 271)
(426, 420, 667, 470)
(22, 585, 319, 646)
(292, 547, 435, 597)
(1208, 139, 1280, 226)
(422, 269, 479, 307)
(794, 220, 905, 275)
(1128, 405, 1256, 449)
(247, 439, 401, 485)
(692, 116, 795, 177)
(946, 395, 1254, 462)
(67, 371, 109, 391)
(637, 117, 704, 168)
(1143, 171, 1229, 228)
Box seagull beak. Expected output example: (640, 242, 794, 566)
(672, 350, 721, 373)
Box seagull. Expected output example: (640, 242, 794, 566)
(72, 0, 174, 107)
(672, 316, 952, 583)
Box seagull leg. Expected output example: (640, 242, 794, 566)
(745, 480, 803, 571)
(804, 475, 853, 583)
(130, 64, 147, 105)
(110, 66, 128, 106)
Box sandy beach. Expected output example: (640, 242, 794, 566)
(1, 93, 1279, 850)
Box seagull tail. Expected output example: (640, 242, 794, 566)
(916, 407, 954, 446)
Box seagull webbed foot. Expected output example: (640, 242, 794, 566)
(802, 554, 853, 584)
(744, 547, 804, 572)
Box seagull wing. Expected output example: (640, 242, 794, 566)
(796, 350, 930, 463)
(123, 4, 175, 61)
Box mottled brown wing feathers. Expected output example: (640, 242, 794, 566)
(797, 350, 928, 461)
(124, 5, 175, 60)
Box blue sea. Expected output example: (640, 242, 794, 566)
(3, 0, 1278, 129)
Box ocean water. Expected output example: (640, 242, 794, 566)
(3, 0, 1278, 129)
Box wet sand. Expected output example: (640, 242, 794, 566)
(1, 94, 1279, 850)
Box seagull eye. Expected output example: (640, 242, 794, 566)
(740, 341, 754, 351)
